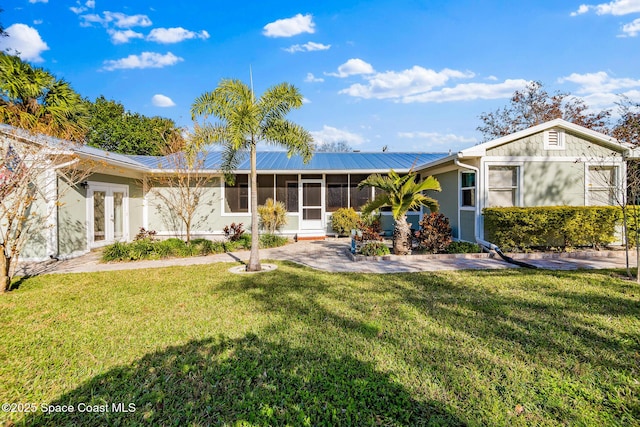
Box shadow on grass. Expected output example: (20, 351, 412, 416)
(23, 334, 462, 427)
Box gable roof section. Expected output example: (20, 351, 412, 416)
(130, 151, 448, 173)
(458, 118, 628, 158)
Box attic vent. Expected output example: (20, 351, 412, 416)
(544, 129, 565, 150)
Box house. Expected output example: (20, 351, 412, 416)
(1, 119, 635, 262)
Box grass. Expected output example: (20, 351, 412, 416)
(0, 264, 638, 426)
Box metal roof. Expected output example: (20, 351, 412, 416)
(128, 151, 448, 172)
(1, 124, 448, 173)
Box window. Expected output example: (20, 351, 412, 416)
(257, 174, 275, 205)
(588, 166, 616, 206)
(544, 129, 565, 150)
(326, 174, 349, 212)
(488, 166, 518, 207)
(461, 172, 476, 208)
(276, 174, 298, 212)
(224, 174, 249, 213)
(349, 174, 371, 211)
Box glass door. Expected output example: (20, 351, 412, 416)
(300, 180, 324, 230)
(88, 183, 129, 247)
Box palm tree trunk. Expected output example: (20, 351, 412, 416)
(247, 144, 261, 271)
(393, 215, 412, 255)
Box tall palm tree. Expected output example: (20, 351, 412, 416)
(0, 53, 87, 141)
(359, 170, 441, 255)
(191, 79, 313, 271)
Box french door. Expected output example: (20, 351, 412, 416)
(87, 183, 129, 247)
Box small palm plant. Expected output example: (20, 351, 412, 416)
(358, 170, 441, 255)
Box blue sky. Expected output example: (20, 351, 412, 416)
(2, 0, 640, 152)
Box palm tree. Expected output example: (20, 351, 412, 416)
(191, 79, 313, 271)
(358, 170, 441, 255)
(0, 53, 87, 141)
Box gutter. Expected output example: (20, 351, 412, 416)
(454, 159, 537, 269)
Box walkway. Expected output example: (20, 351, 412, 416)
(16, 238, 635, 276)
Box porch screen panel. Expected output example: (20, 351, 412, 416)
(257, 174, 275, 205)
(225, 174, 249, 213)
(326, 174, 348, 212)
(350, 174, 371, 211)
(276, 174, 298, 212)
(488, 166, 517, 207)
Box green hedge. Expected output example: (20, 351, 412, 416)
(483, 206, 621, 251)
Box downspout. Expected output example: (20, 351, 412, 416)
(454, 158, 537, 269)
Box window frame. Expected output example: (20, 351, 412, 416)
(485, 163, 522, 208)
(460, 171, 476, 210)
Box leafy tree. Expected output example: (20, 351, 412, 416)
(358, 170, 441, 255)
(478, 81, 610, 141)
(1, 131, 93, 292)
(85, 96, 184, 155)
(191, 79, 313, 272)
(315, 140, 352, 152)
(144, 132, 211, 243)
(0, 53, 88, 141)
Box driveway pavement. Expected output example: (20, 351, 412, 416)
(15, 238, 635, 276)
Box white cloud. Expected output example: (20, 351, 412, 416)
(70, 0, 94, 14)
(108, 29, 144, 44)
(339, 65, 476, 100)
(0, 23, 49, 62)
(397, 131, 477, 146)
(559, 71, 640, 93)
(29, 0, 48, 3)
(304, 73, 324, 83)
(147, 27, 210, 43)
(33, 20, 43, 25)
(151, 94, 176, 107)
(80, 11, 152, 28)
(310, 125, 366, 145)
(620, 17, 640, 36)
(284, 41, 331, 53)
(263, 13, 315, 37)
(400, 79, 529, 103)
(102, 52, 183, 71)
(326, 58, 375, 78)
(571, 0, 640, 16)
(302, 97, 311, 104)
(558, 71, 640, 109)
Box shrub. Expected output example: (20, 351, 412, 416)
(484, 206, 620, 251)
(223, 223, 245, 241)
(356, 214, 383, 241)
(128, 238, 156, 260)
(415, 213, 452, 254)
(190, 238, 215, 255)
(101, 241, 129, 262)
(258, 198, 288, 234)
(135, 227, 157, 241)
(260, 233, 289, 249)
(360, 241, 391, 256)
(331, 208, 360, 236)
(445, 241, 482, 254)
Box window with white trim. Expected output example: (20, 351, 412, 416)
(488, 166, 518, 207)
(588, 166, 616, 206)
(544, 129, 565, 150)
(461, 171, 476, 207)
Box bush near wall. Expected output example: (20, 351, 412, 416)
(483, 206, 620, 252)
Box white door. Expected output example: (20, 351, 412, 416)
(300, 179, 324, 230)
(87, 183, 129, 247)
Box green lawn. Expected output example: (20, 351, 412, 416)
(0, 262, 638, 426)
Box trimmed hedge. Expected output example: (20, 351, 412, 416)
(483, 206, 621, 251)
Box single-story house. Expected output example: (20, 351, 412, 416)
(1, 118, 636, 261)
